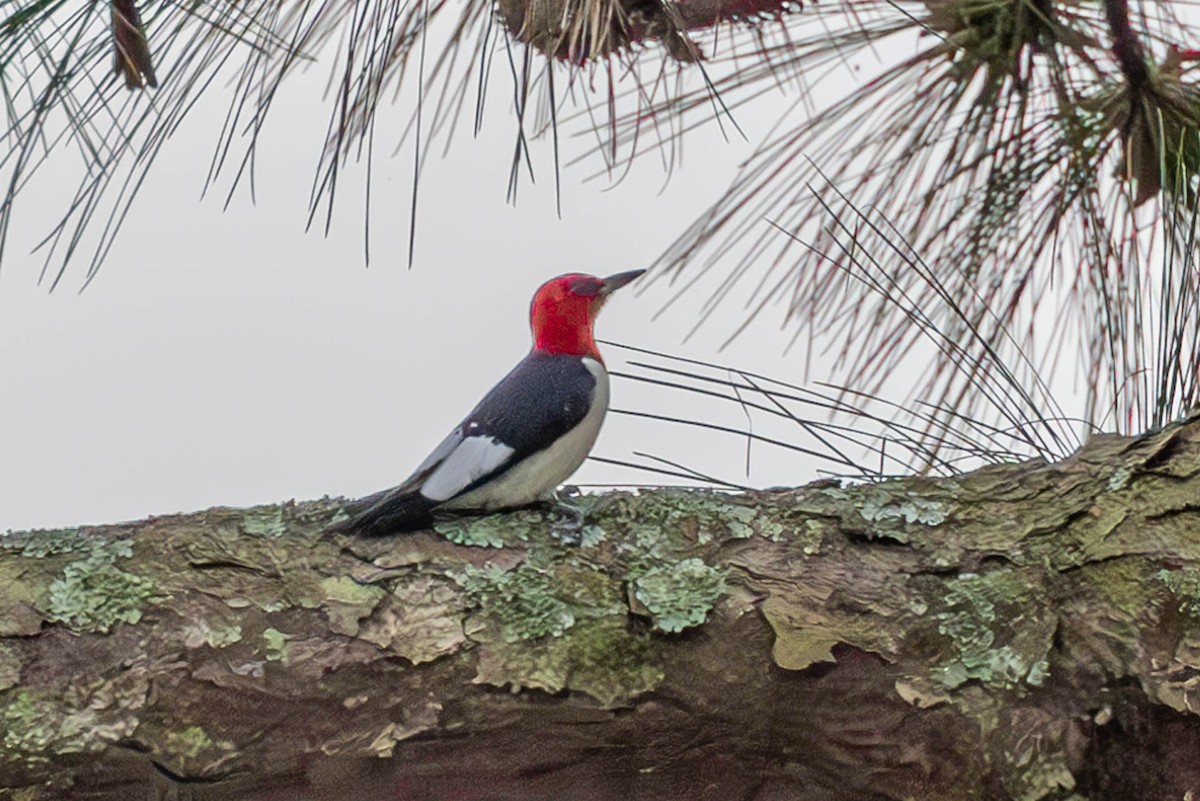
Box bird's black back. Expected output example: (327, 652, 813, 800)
(330, 351, 599, 536)
(463, 351, 598, 465)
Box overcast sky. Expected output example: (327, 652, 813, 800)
(1, 35, 861, 532)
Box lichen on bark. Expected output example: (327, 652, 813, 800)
(1, 410, 1199, 800)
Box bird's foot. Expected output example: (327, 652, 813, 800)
(546, 491, 587, 545)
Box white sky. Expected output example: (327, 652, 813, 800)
(1, 32, 858, 532)
(1, 8, 1127, 532)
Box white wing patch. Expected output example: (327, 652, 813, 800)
(411, 428, 464, 476)
(419, 435, 516, 502)
(441, 358, 609, 511)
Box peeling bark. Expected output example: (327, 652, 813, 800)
(2, 411, 1200, 800)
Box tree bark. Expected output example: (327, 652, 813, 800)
(2, 411, 1200, 801)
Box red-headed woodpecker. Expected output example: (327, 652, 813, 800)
(333, 269, 645, 536)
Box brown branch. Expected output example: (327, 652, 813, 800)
(496, 0, 799, 62)
(111, 0, 157, 90)
(1104, 0, 1148, 91)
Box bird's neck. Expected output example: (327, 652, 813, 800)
(532, 307, 602, 361)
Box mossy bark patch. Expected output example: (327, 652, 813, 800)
(1158, 567, 1200, 618)
(457, 562, 578, 642)
(470, 616, 665, 707)
(434, 511, 539, 547)
(927, 569, 1055, 689)
(630, 558, 726, 633)
(46, 541, 154, 633)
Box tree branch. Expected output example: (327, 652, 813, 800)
(1104, 0, 1149, 91)
(2, 411, 1200, 800)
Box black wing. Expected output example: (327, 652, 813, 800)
(329, 352, 597, 536)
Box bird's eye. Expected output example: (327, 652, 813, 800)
(567, 277, 604, 297)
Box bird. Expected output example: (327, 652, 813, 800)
(331, 269, 645, 537)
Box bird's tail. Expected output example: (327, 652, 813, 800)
(326, 488, 437, 537)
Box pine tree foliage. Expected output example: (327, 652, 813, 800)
(1, 0, 1196, 444)
(644, 0, 1200, 436)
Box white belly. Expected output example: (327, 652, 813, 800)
(442, 359, 609, 511)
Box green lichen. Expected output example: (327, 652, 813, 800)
(860, 490, 949, 528)
(714, 505, 759, 542)
(164, 726, 215, 760)
(1107, 466, 1133, 491)
(602, 490, 761, 553)
(47, 541, 154, 633)
(434, 511, 538, 548)
(934, 572, 1049, 689)
(755, 516, 789, 543)
(321, 576, 386, 606)
(1157, 567, 1200, 617)
(578, 524, 607, 547)
(473, 618, 664, 707)
(1, 528, 90, 558)
(1024, 658, 1050, 687)
(325, 507, 351, 529)
(0, 690, 123, 756)
(206, 624, 243, 648)
(632, 558, 726, 633)
(457, 562, 575, 642)
(2, 690, 53, 755)
(616, 524, 675, 573)
(600, 492, 750, 580)
(262, 628, 293, 662)
(795, 519, 827, 553)
(240, 506, 286, 537)
(320, 576, 386, 635)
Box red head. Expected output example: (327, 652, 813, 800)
(530, 269, 645, 360)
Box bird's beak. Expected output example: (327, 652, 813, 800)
(599, 269, 646, 296)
